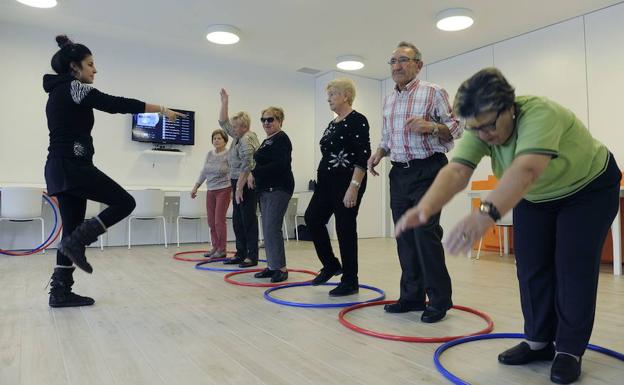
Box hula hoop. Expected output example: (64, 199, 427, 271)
(433, 333, 624, 385)
(173, 249, 236, 262)
(0, 193, 63, 256)
(338, 300, 494, 343)
(263, 282, 386, 308)
(223, 268, 318, 287)
(195, 258, 268, 272)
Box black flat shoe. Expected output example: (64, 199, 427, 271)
(328, 282, 359, 297)
(311, 267, 342, 285)
(254, 268, 274, 278)
(223, 257, 243, 265)
(421, 305, 450, 323)
(383, 301, 426, 313)
(550, 354, 581, 384)
(498, 342, 555, 365)
(271, 270, 288, 283)
(238, 259, 258, 268)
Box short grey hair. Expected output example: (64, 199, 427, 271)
(453, 67, 516, 119)
(326, 78, 356, 106)
(396, 41, 422, 61)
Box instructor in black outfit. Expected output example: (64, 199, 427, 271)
(44, 35, 184, 308)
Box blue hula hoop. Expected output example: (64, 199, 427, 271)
(433, 332, 624, 385)
(195, 258, 268, 272)
(263, 282, 386, 308)
(0, 194, 59, 255)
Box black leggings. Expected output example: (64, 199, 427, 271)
(55, 170, 135, 266)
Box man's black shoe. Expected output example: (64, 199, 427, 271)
(550, 354, 581, 384)
(498, 342, 555, 365)
(271, 270, 288, 283)
(383, 301, 426, 313)
(254, 268, 274, 278)
(311, 267, 342, 285)
(421, 305, 450, 323)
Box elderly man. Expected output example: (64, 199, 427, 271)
(368, 41, 461, 323)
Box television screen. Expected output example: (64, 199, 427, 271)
(131, 109, 195, 145)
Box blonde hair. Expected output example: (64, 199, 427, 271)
(326, 78, 356, 106)
(261, 106, 285, 124)
(211, 129, 228, 143)
(231, 111, 250, 129)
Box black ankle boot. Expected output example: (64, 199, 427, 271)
(58, 217, 106, 273)
(49, 267, 95, 308)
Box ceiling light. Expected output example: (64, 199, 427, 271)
(206, 25, 240, 45)
(436, 8, 474, 31)
(336, 55, 364, 71)
(15, 0, 57, 8)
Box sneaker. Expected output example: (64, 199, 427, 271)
(211, 250, 227, 259)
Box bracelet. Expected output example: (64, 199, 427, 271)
(350, 180, 361, 188)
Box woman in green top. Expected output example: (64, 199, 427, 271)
(395, 68, 620, 385)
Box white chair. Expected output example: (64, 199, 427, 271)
(0, 187, 45, 254)
(176, 191, 208, 247)
(476, 211, 513, 259)
(127, 189, 167, 249)
(294, 192, 314, 242)
(84, 200, 105, 251)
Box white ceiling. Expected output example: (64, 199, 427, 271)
(1, 0, 621, 79)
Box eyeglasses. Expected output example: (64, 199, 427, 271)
(260, 117, 275, 124)
(387, 57, 420, 65)
(465, 109, 504, 133)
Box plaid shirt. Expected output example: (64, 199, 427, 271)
(380, 78, 461, 162)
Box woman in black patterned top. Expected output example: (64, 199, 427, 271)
(43, 35, 184, 308)
(305, 78, 371, 296)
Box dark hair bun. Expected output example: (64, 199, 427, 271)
(55, 34, 73, 48)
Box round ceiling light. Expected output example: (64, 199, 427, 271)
(436, 8, 474, 32)
(15, 0, 57, 8)
(336, 55, 365, 71)
(206, 25, 241, 45)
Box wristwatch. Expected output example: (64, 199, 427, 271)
(431, 124, 439, 137)
(479, 201, 501, 222)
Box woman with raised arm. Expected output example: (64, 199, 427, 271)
(218, 89, 260, 267)
(44, 35, 185, 307)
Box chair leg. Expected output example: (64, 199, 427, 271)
(476, 237, 483, 260)
(283, 219, 288, 241)
(39, 217, 45, 254)
(100, 235, 104, 251)
(162, 216, 168, 248)
(176, 216, 180, 248)
(498, 226, 503, 257)
(294, 217, 299, 242)
(128, 217, 132, 249)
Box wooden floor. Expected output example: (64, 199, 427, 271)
(1, 238, 622, 385)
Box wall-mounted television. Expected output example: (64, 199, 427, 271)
(131, 109, 195, 145)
